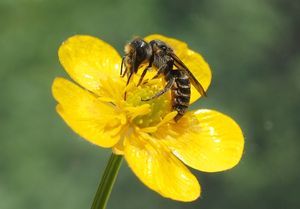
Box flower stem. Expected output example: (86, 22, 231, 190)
(91, 153, 123, 209)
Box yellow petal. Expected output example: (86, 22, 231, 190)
(124, 132, 200, 201)
(144, 34, 212, 103)
(52, 77, 122, 148)
(58, 35, 122, 94)
(164, 109, 244, 172)
(183, 49, 212, 103)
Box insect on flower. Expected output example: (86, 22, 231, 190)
(121, 38, 207, 121)
(52, 34, 244, 202)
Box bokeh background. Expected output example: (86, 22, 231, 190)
(1, 0, 299, 208)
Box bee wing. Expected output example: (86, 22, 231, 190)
(170, 52, 207, 97)
(144, 34, 211, 103)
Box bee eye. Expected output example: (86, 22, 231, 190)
(161, 46, 167, 50)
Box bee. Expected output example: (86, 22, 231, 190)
(121, 37, 207, 121)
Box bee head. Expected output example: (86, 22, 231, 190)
(149, 40, 173, 55)
(124, 38, 152, 73)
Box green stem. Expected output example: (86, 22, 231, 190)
(91, 153, 123, 209)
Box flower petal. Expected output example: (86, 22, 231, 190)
(52, 77, 123, 148)
(183, 49, 212, 103)
(58, 35, 122, 94)
(124, 132, 200, 201)
(163, 109, 244, 172)
(144, 34, 212, 103)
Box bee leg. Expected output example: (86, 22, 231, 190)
(174, 113, 183, 122)
(137, 58, 153, 86)
(124, 72, 134, 100)
(126, 72, 134, 86)
(120, 56, 125, 76)
(137, 65, 151, 86)
(142, 76, 175, 101)
(121, 66, 128, 78)
(151, 65, 166, 80)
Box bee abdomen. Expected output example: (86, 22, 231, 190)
(171, 70, 191, 121)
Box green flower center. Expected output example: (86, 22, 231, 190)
(126, 80, 171, 128)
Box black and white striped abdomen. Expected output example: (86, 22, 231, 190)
(171, 70, 191, 121)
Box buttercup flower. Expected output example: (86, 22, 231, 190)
(52, 34, 244, 201)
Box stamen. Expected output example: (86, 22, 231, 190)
(124, 78, 172, 128)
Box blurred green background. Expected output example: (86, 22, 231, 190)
(1, 0, 299, 208)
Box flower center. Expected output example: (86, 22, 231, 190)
(125, 79, 172, 128)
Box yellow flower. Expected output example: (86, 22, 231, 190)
(52, 34, 244, 202)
